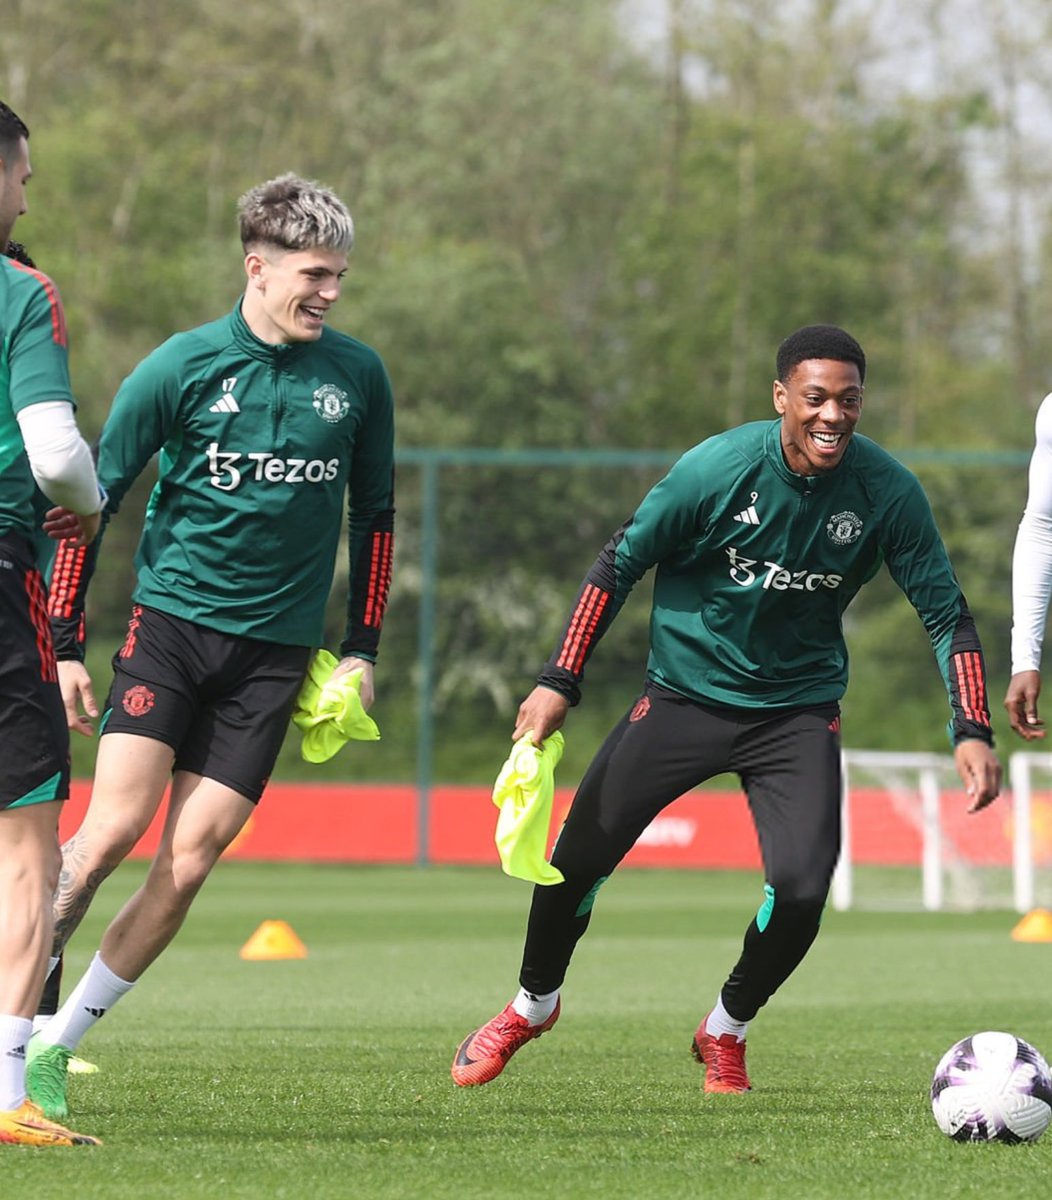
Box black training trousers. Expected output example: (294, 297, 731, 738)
(519, 682, 843, 1021)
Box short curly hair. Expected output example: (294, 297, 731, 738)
(776, 325, 866, 384)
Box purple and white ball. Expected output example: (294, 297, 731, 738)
(931, 1031, 1052, 1143)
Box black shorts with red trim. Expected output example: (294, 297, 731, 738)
(0, 532, 70, 809)
(101, 605, 311, 804)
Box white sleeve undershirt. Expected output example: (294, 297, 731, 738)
(1011, 393, 1052, 673)
(14, 400, 102, 516)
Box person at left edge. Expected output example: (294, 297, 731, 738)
(5, 237, 99, 1082)
(26, 174, 395, 1119)
(0, 100, 103, 1147)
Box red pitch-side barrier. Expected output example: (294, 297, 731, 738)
(58, 780, 1029, 867)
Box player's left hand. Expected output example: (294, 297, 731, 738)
(953, 739, 1002, 813)
(332, 655, 375, 710)
(43, 504, 98, 546)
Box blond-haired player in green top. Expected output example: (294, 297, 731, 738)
(28, 173, 395, 1122)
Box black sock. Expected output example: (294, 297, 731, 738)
(37, 954, 64, 1018)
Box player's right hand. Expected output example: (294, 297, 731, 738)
(513, 685, 570, 745)
(332, 655, 375, 709)
(1004, 669, 1044, 741)
(57, 659, 99, 737)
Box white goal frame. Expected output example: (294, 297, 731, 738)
(831, 749, 1040, 913)
(1006, 751, 1049, 913)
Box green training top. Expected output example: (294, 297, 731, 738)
(538, 418, 992, 745)
(49, 301, 395, 657)
(0, 257, 74, 539)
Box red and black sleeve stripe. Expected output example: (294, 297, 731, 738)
(946, 604, 993, 745)
(341, 507, 396, 660)
(362, 529, 394, 630)
(536, 524, 628, 706)
(47, 537, 98, 662)
(554, 583, 611, 676)
(48, 538, 90, 620)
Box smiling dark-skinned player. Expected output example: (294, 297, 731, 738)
(452, 324, 1001, 1095)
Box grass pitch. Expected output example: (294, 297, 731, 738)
(4, 863, 1049, 1198)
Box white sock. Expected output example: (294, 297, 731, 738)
(705, 996, 748, 1042)
(35, 952, 135, 1052)
(512, 987, 559, 1026)
(0, 1015, 32, 1110)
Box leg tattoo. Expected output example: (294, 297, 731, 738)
(51, 830, 113, 955)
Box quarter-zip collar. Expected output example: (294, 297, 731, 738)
(231, 299, 313, 365)
(763, 417, 855, 493)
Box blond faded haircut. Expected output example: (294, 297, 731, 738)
(238, 173, 354, 254)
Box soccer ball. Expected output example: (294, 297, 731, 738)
(931, 1031, 1052, 1143)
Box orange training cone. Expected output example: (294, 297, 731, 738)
(1011, 908, 1052, 943)
(240, 919, 308, 960)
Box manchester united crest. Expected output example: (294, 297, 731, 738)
(122, 684, 156, 717)
(825, 510, 863, 546)
(312, 383, 351, 424)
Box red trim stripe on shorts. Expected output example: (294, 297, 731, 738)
(120, 604, 144, 659)
(25, 568, 58, 682)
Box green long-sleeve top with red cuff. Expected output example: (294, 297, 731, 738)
(48, 301, 395, 659)
(536, 419, 992, 746)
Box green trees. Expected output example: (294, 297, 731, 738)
(2, 0, 1045, 776)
